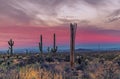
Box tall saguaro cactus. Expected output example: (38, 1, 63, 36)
(8, 39, 14, 55)
(51, 33, 58, 53)
(70, 23, 77, 69)
(39, 35, 43, 55)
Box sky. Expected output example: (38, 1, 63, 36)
(0, 0, 120, 51)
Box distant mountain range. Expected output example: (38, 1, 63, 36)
(0, 48, 120, 53)
(75, 48, 94, 51)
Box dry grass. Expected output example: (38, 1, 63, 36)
(19, 65, 63, 79)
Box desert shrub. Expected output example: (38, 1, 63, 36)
(117, 60, 120, 66)
(2, 56, 5, 61)
(26, 56, 44, 64)
(99, 58, 105, 64)
(102, 54, 116, 61)
(65, 55, 70, 62)
(76, 62, 87, 71)
(75, 56, 88, 71)
(82, 72, 91, 79)
(100, 63, 119, 79)
(0, 59, 4, 65)
(45, 57, 54, 63)
(16, 55, 19, 59)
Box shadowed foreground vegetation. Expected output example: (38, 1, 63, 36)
(0, 51, 120, 79)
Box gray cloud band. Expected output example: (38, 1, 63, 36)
(0, 0, 119, 26)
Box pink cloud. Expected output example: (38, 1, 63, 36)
(0, 26, 69, 48)
(0, 26, 120, 49)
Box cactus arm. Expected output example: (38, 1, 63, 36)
(11, 40, 14, 46)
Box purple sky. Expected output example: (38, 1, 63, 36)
(0, 0, 120, 50)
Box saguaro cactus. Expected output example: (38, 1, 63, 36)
(25, 49, 29, 55)
(8, 39, 14, 55)
(51, 33, 58, 53)
(70, 23, 77, 68)
(47, 47, 50, 53)
(47, 47, 51, 57)
(39, 35, 43, 55)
